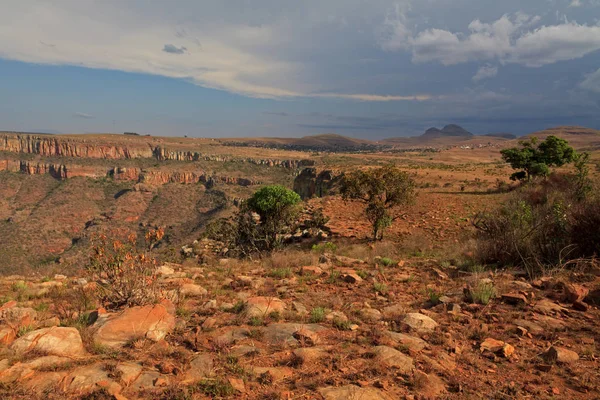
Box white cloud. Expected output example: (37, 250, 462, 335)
(73, 112, 94, 119)
(381, 11, 600, 67)
(0, 1, 428, 102)
(580, 68, 600, 92)
(472, 65, 498, 82)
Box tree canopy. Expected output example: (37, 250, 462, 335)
(500, 135, 577, 181)
(341, 165, 416, 240)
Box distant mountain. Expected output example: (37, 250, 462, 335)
(484, 133, 516, 139)
(420, 124, 473, 139)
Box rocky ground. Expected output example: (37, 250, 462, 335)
(0, 251, 599, 399)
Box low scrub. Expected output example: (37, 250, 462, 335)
(472, 173, 599, 277)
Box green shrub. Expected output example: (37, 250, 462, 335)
(309, 307, 327, 323)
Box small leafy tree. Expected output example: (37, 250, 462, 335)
(341, 165, 416, 240)
(501, 136, 577, 181)
(243, 185, 302, 251)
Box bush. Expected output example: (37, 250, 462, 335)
(88, 230, 163, 309)
(473, 174, 600, 277)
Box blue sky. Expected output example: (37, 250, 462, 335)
(1, 0, 600, 138)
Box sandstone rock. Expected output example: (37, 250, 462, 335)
(381, 304, 406, 320)
(513, 319, 544, 336)
(480, 338, 514, 358)
(60, 363, 110, 393)
(342, 273, 363, 284)
(292, 302, 308, 315)
(383, 331, 427, 352)
(116, 362, 143, 385)
(325, 311, 348, 322)
(10, 327, 86, 357)
(501, 293, 528, 306)
(180, 283, 207, 297)
(319, 385, 393, 400)
(245, 296, 286, 318)
(293, 327, 321, 346)
(534, 299, 567, 315)
(300, 266, 324, 275)
(130, 370, 164, 390)
(360, 308, 383, 323)
(414, 370, 446, 399)
(263, 323, 328, 345)
(293, 347, 330, 363)
(229, 377, 245, 393)
(252, 366, 293, 382)
(562, 283, 589, 303)
(402, 313, 438, 333)
(544, 346, 579, 364)
(156, 265, 175, 276)
(372, 345, 414, 373)
(93, 300, 176, 348)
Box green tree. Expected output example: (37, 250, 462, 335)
(341, 165, 416, 240)
(501, 135, 577, 181)
(243, 185, 302, 250)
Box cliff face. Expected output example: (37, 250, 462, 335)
(107, 167, 260, 186)
(153, 146, 315, 168)
(1, 134, 315, 169)
(293, 167, 343, 200)
(19, 161, 68, 180)
(1, 134, 153, 159)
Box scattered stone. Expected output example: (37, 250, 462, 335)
(480, 338, 514, 358)
(245, 296, 286, 318)
(252, 366, 293, 382)
(182, 353, 214, 382)
(293, 347, 330, 363)
(156, 265, 175, 276)
(293, 327, 321, 346)
(93, 300, 176, 348)
(413, 370, 446, 399)
(562, 283, 589, 303)
(402, 313, 438, 333)
(300, 266, 323, 275)
(501, 293, 528, 306)
(513, 319, 544, 336)
(179, 283, 207, 297)
(10, 327, 86, 357)
(573, 300, 589, 311)
(292, 301, 308, 315)
(342, 273, 363, 284)
(263, 323, 327, 345)
(116, 362, 143, 385)
(543, 346, 579, 364)
(228, 377, 245, 393)
(325, 311, 348, 322)
(372, 345, 414, 373)
(319, 385, 393, 400)
(360, 308, 383, 323)
(534, 299, 567, 315)
(383, 331, 427, 352)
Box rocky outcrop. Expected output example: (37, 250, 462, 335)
(1, 134, 152, 159)
(293, 167, 343, 200)
(19, 161, 68, 180)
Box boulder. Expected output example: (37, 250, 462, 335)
(383, 331, 427, 352)
(480, 338, 514, 358)
(182, 353, 214, 383)
(10, 327, 86, 357)
(92, 300, 175, 348)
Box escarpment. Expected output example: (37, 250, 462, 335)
(1, 134, 153, 159)
(1, 134, 314, 169)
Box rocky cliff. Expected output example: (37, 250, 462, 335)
(1, 134, 153, 159)
(108, 167, 260, 186)
(293, 167, 343, 200)
(153, 146, 314, 168)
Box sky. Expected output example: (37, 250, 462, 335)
(1, 0, 600, 138)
